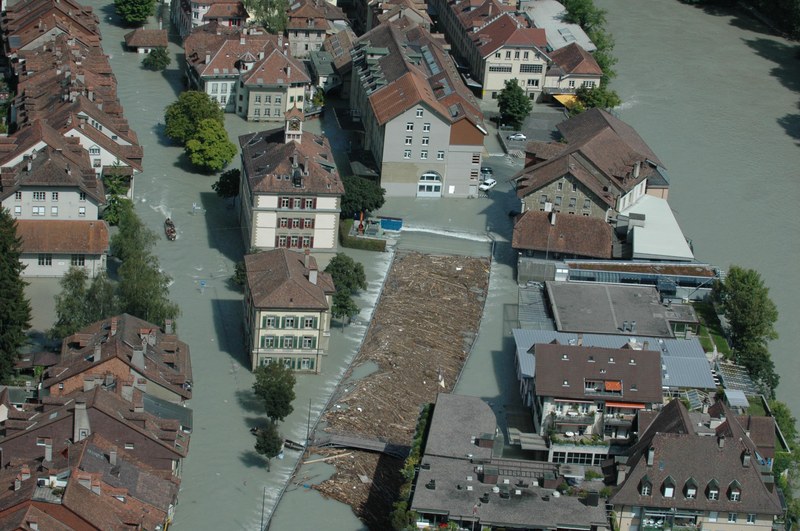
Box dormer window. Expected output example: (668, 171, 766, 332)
(640, 477, 652, 496)
(562, 380, 569, 387)
(728, 481, 741, 502)
(662, 476, 675, 498)
(707, 480, 719, 500)
(684, 478, 698, 499)
(561, 354, 568, 360)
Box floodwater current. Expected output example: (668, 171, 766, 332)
(596, 0, 800, 414)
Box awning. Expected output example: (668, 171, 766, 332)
(604, 381, 623, 392)
(554, 398, 593, 403)
(553, 94, 578, 109)
(605, 401, 645, 409)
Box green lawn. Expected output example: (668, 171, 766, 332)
(746, 398, 767, 416)
(693, 302, 732, 356)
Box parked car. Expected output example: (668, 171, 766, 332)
(478, 178, 497, 191)
(480, 166, 493, 175)
(507, 133, 527, 141)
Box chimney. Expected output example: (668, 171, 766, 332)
(205, 52, 211, 64)
(643, 341, 649, 351)
(622, 321, 629, 332)
(616, 463, 627, 485)
(109, 447, 117, 466)
(93, 343, 101, 362)
(633, 161, 641, 178)
(44, 439, 52, 462)
(718, 435, 725, 448)
(278, 34, 283, 49)
(240, 35, 246, 45)
(304, 156, 309, 176)
(26, 160, 31, 172)
(742, 450, 751, 467)
(73, 400, 90, 442)
(13, 479, 20, 491)
(258, 51, 264, 60)
(646, 447, 654, 466)
(286, 66, 291, 77)
(131, 346, 145, 371)
(550, 212, 556, 226)
(577, 333, 583, 346)
(304, 248, 311, 269)
(20, 465, 30, 481)
(133, 393, 144, 413)
(91, 478, 100, 495)
(165, 319, 173, 335)
(309, 266, 318, 285)
(110, 317, 118, 336)
(631, 320, 637, 333)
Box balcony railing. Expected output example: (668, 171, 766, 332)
(554, 412, 595, 425)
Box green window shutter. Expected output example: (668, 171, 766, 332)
(261, 315, 266, 328)
(309, 358, 315, 370)
(311, 336, 317, 349)
(295, 316, 301, 329)
(312, 317, 318, 329)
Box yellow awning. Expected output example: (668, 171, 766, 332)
(553, 94, 578, 108)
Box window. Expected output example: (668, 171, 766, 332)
(304, 218, 313, 228)
(709, 488, 719, 500)
(539, 194, 547, 204)
(298, 96, 303, 102)
(124, 443, 134, 450)
(264, 109, 270, 116)
(423, 123, 431, 132)
(275, 96, 282, 104)
(520, 64, 543, 73)
(554, 196, 562, 206)
(278, 235, 288, 247)
(663, 477, 675, 498)
(488, 65, 513, 73)
(255, 95, 262, 103)
(708, 512, 718, 522)
(640, 483, 651, 496)
(514, 51, 520, 59)
(94, 159, 101, 168)
(51, 192, 59, 201)
(301, 358, 311, 370)
(14, 191, 21, 201)
(33, 191, 46, 201)
(289, 96, 295, 103)
(747, 514, 756, 524)
(281, 197, 290, 208)
(79, 192, 86, 201)
(32, 206, 45, 216)
(403, 150, 411, 159)
(292, 218, 300, 229)
(284, 317, 295, 329)
(557, 182, 563, 191)
(13, 206, 20, 216)
(265, 316, 276, 328)
(282, 336, 294, 348)
(728, 513, 737, 523)
(405, 136, 413, 145)
(406, 122, 414, 131)
(571, 183, 577, 192)
(505, 51, 511, 59)
(89, 146, 101, 156)
(211, 83, 218, 93)
(436, 151, 445, 160)
(302, 336, 313, 349)
(422, 137, 429, 146)
(304, 317, 315, 328)
(568, 197, 577, 208)
(305, 199, 314, 209)
(729, 484, 741, 501)
(220, 95, 227, 104)
(302, 236, 311, 248)
(221, 83, 228, 93)
(472, 153, 481, 164)
(416, 108, 423, 118)
(280, 218, 288, 228)
(51, 206, 58, 216)
(254, 109, 260, 116)
(582, 81, 596, 88)
(264, 95, 271, 103)
(583, 199, 591, 210)
(284, 358, 292, 369)
(495, 52, 501, 58)
(290, 236, 299, 247)
(38, 254, 52, 266)
(524, 51, 529, 60)
(262, 336, 276, 348)
(78, 206, 86, 217)
(420, 150, 428, 160)
(527, 79, 540, 87)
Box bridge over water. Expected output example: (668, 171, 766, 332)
(311, 432, 411, 459)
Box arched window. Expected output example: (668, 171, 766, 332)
(639, 476, 652, 496)
(707, 479, 719, 501)
(728, 480, 742, 502)
(684, 478, 698, 499)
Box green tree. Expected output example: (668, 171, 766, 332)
(114, 0, 157, 26)
(212, 168, 241, 202)
(714, 265, 779, 351)
(340, 175, 386, 219)
(571, 85, 621, 114)
(255, 422, 284, 470)
(311, 89, 325, 108)
(0, 209, 31, 381)
(737, 342, 779, 396)
(770, 400, 798, 445)
(185, 119, 237, 172)
(497, 79, 532, 129)
(231, 260, 247, 287)
(164, 91, 224, 145)
(562, 0, 607, 30)
(331, 290, 360, 325)
(50, 267, 90, 340)
(253, 362, 296, 423)
(110, 201, 156, 262)
(324, 253, 367, 295)
(244, 0, 289, 32)
(86, 273, 118, 323)
(118, 252, 179, 326)
(142, 47, 171, 71)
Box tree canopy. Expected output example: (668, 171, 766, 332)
(561, 0, 607, 30)
(243, 0, 289, 32)
(497, 79, 532, 129)
(142, 47, 171, 71)
(164, 91, 224, 145)
(50, 269, 119, 340)
(255, 422, 284, 469)
(110, 201, 156, 262)
(325, 253, 367, 295)
(114, 0, 156, 26)
(571, 85, 621, 114)
(0, 209, 31, 381)
(212, 168, 241, 200)
(185, 119, 237, 172)
(340, 175, 386, 219)
(331, 290, 360, 323)
(253, 362, 296, 423)
(714, 266, 779, 350)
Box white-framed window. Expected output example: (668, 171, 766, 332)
(33, 191, 46, 201)
(420, 150, 428, 160)
(730, 488, 741, 502)
(32, 206, 45, 216)
(709, 488, 719, 500)
(747, 514, 756, 524)
(302, 236, 311, 248)
(262, 336, 275, 348)
(301, 358, 311, 370)
(279, 218, 288, 228)
(640, 483, 651, 496)
(406, 122, 413, 131)
(304, 317, 314, 328)
(212, 83, 219, 94)
(557, 182, 563, 191)
(284, 358, 292, 369)
(284, 317, 295, 328)
(291, 218, 300, 228)
(71, 255, 85, 266)
(290, 235, 299, 247)
(254, 109, 260, 116)
(278, 235, 288, 247)
(221, 83, 228, 93)
(281, 197, 290, 208)
(51, 192, 59, 201)
(582, 81, 596, 88)
(524, 51, 529, 60)
(78, 206, 86, 217)
(51, 206, 58, 216)
(423, 123, 431, 132)
(264, 316, 276, 328)
(275, 96, 282, 104)
(708, 512, 718, 522)
(13, 205, 21, 216)
(255, 95, 261, 103)
(527, 79, 540, 87)
(124, 443, 134, 450)
(302, 336, 313, 348)
(14, 191, 21, 201)
(220, 95, 227, 104)
(416, 108, 423, 118)
(520, 64, 543, 73)
(94, 159, 101, 168)
(568, 197, 577, 209)
(505, 51, 511, 59)
(422, 137, 429, 145)
(38, 254, 52, 266)
(304, 218, 313, 228)
(728, 513, 737, 523)
(282, 336, 294, 348)
(403, 150, 411, 159)
(305, 199, 314, 209)
(436, 151, 445, 160)
(79, 192, 86, 201)
(89, 147, 100, 156)
(405, 136, 412, 145)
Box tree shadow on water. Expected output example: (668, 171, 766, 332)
(778, 112, 800, 143)
(743, 37, 800, 93)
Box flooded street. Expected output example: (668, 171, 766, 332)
(597, 0, 800, 413)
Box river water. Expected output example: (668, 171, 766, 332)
(596, 0, 800, 414)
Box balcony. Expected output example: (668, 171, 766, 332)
(604, 413, 635, 427)
(554, 411, 595, 425)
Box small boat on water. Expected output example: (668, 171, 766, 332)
(165, 218, 177, 241)
(283, 439, 306, 451)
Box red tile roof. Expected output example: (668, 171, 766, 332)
(3, 0, 100, 52)
(184, 24, 278, 79)
(547, 42, 603, 76)
(123, 29, 168, 49)
(245, 249, 335, 309)
(203, 1, 249, 20)
(512, 210, 612, 259)
(15, 220, 109, 255)
(470, 12, 547, 59)
(240, 48, 311, 86)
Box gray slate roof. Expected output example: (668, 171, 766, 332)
(425, 394, 496, 461)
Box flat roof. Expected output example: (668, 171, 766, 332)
(425, 394, 496, 461)
(621, 195, 694, 261)
(725, 388, 750, 408)
(547, 281, 676, 337)
(411, 455, 608, 528)
(512, 330, 716, 390)
(522, 0, 596, 52)
(566, 261, 718, 278)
